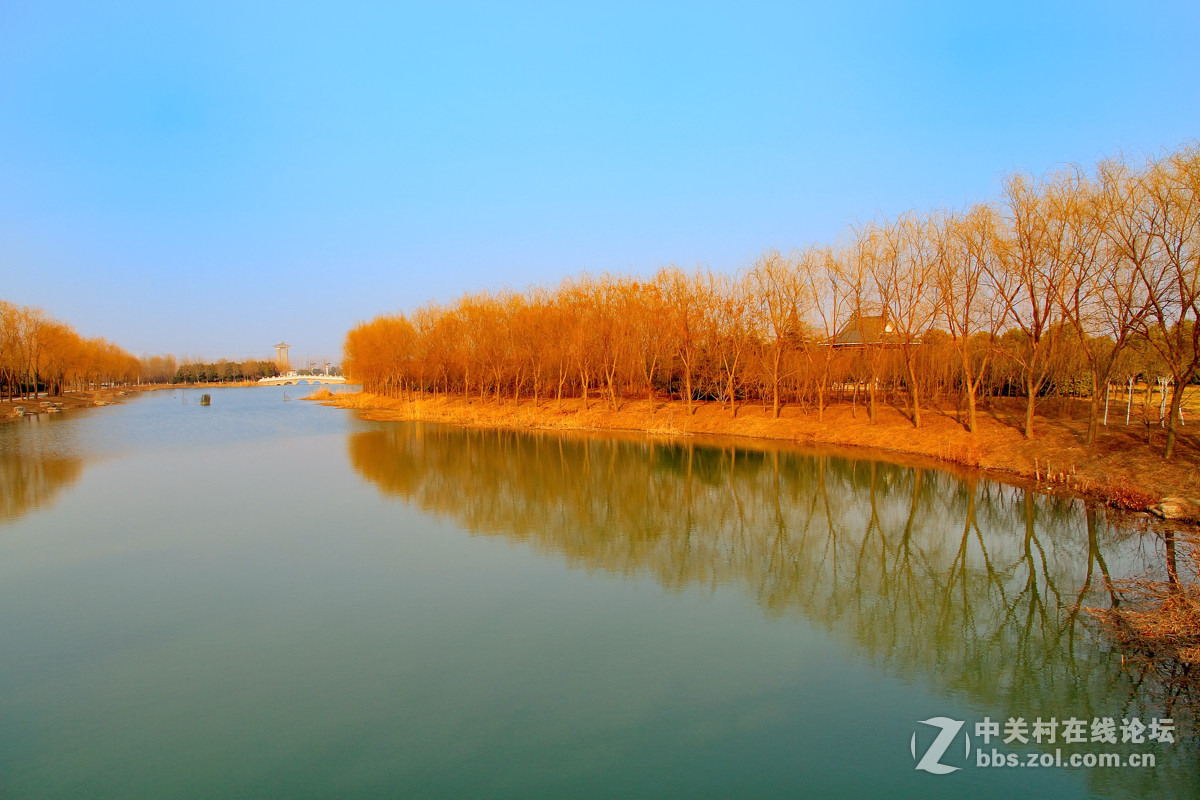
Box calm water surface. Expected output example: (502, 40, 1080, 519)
(0, 387, 1194, 798)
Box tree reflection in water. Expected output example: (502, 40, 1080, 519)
(0, 419, 84, 524)
(349, 423, 1196, 798)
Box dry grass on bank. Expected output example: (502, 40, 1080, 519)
(1089, 533, 1200, 710)
(325, 390, 1200, 511)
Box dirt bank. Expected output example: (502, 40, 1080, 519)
(1, 387, 147, 423)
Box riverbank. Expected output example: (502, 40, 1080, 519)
(1, 387, 143, 422)
(321, 390, 1200, 518)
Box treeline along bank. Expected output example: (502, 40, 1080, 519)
(1, 301, 139, 399)
(340, 145, 1195, 459)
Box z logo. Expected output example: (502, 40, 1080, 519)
(911, 717, 970, 774)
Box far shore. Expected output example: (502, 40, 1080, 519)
(1, 380, 325, 420)
(318, 389, 1200, 520)
(0, 381, 263, 423)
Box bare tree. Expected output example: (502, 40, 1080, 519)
(659, 266, 711, 416)
(1137, 148, 1200, 457)
(748, 250, 804, 418)
(990, 173, 1070, 439)
(626, 280, 673, 406)
(803, 246, 851, 422)
(868, 215, 940, 428)
(937, 205, 1004, 433)
(1077, 160, 1156, 444)
(710, 272, 755, 417)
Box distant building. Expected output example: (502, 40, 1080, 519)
(274, 342, 291, 371)
(832, 314, 897, 347)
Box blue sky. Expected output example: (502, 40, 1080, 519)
(2, 1, 1198, 363)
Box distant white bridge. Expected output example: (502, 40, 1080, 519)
(258, 373, 350, 386)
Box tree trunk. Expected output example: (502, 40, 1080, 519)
(1085, 371, 1101, 446)
(965, 378, 977, 434)
(1165, 380, 1185, 459)
(906, 359, 921, 429)
(1023, 375, 1037, 439)
(1126, 377, 1133, 425)
(727, 369, 738, 419)
(771, 348, 781, 419)
(645, 355, 659, 405)
(816, 371, 826, 423)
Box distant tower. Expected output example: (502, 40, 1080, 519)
(274, 342, 291, 372)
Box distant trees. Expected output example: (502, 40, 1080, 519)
(170, 359, 280, 384)
(344, 144, 1200, 458)
(1, 301, 140, 399)
(0, 300, 288, 395)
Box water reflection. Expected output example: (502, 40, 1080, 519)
(0, 417, 84, 524)
(350, 423, 1195, 798)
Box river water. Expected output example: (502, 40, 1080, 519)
(0, 387, 1194, 798)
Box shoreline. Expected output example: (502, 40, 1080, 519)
(8, 384, 1197, 520)
(321, 390, 1200, 520)
(1, 386, 144, 422)
(0, 382, 253, 424)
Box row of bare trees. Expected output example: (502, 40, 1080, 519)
(0, 300, 141, 400)
(345, 146, 1199, 457)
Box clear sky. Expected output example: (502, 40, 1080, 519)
(2, 1, 1198, 364)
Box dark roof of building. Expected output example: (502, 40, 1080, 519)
(832, 314, 895, 346)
